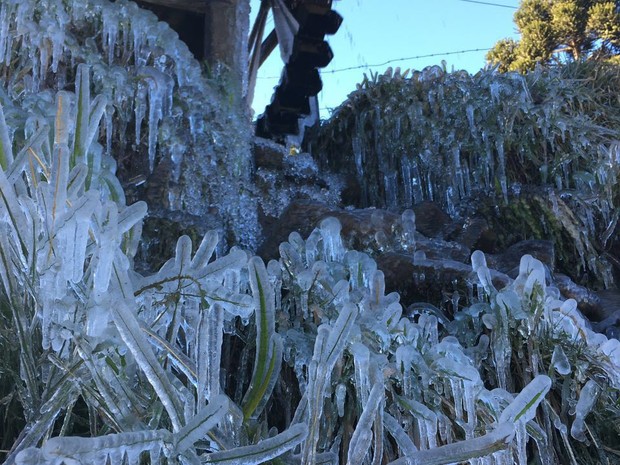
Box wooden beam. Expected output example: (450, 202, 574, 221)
(134, 0, 235, 15)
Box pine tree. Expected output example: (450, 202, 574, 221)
(487, 0, 620, 72)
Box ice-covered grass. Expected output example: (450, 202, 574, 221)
(311, 63, 620, 289)
(0, 74, 617, 464)
(0, 0, 258, 249)
(0, 0, 617, 463)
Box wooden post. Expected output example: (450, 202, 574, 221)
(135, 0, 250, 101)
(203, 0, 250, 101)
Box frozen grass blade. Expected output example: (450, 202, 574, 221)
(384, 413, 418, 456)
(346, 381, 384, 465)
(0, 102, 13, 169)
(387, 423, 515, 465)
(302, 302, 358, 465)
(197, 303, 224, 405)
(174, 394, 229, 453)
(110, 297, 185, 431)
(16, 429, 172, 465)
(205, 423, 308, 465)
(72, 64, 90, 168)
(200, 248, 248, 280)
(190, 230, 219, 272)
(499, 375, 552, 424)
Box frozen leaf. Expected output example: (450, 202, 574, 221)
(174, 395, 229, 453)
(205, 423, 308, 465)
(110, 299, 185, 431)
(387, 422, 514, 465)
(499, 375, 551, 425)
(242, 257, 282, 421)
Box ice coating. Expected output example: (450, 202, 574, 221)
(319, 216, 344, 262)
(551, 345, 571, 376)
(400, 208, 416, 252)
(471, 250, 496, 296)
(570, 379, 601, 441)
(314, 66, 620, 288)
(1, 6, 618, 460)
(0, 0, 258, 249)
(499, 375, 551, 425)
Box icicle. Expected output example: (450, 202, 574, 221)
(570, 380, 601, 441)
(551, 346, 571, 376)
(471, 250, 496, 297)
(495, 138, 508, 202)
(452, 145, 465, 199)
(101, 6, 118, 65)
(336, 383, 347, 417)
(136, 67, 174, 172)
(296, 269, 314, 319)
(50, 4, 68, 74)
(351, 342, 370, 406)
(384, 171, 398, 208)
(400, 209, 416, 252)
(319, 216, 344, 262)
(134, 80, 147, 148)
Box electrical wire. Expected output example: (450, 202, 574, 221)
(455, 0, 518, 8)
(257, 47, 493, 79)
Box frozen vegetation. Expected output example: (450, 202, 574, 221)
(312, 64, 620, 289)
(0, 0, 258, 249)
(0, 1, 618, 464)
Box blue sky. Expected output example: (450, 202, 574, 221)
(250, 0, 521, 118)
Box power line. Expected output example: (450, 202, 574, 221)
(257, 47, 492, 79)
(324, 48, 491, 73)
(455, 0, 518, 9)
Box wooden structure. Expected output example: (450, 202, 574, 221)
(134, 0, 342, 142)
(250, 0, 342, 141)
(135, 0, 250, 96)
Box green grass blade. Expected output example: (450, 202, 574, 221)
(242, 257, 282, 421)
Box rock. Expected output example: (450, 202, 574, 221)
(253, 136, 286, 170)
(259, 200, 334, 259)
(450, 217, 496, 252)
(252, 139, 344, 254)
(258, 201, 403, 259)
(416, 237, 471, 263)
(377, 252, 511, 312)
(486, 239, 555, 277)
(589, 289, 620, 338)
(411, 201, 453, 239)
(553, 273, 601, 319)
